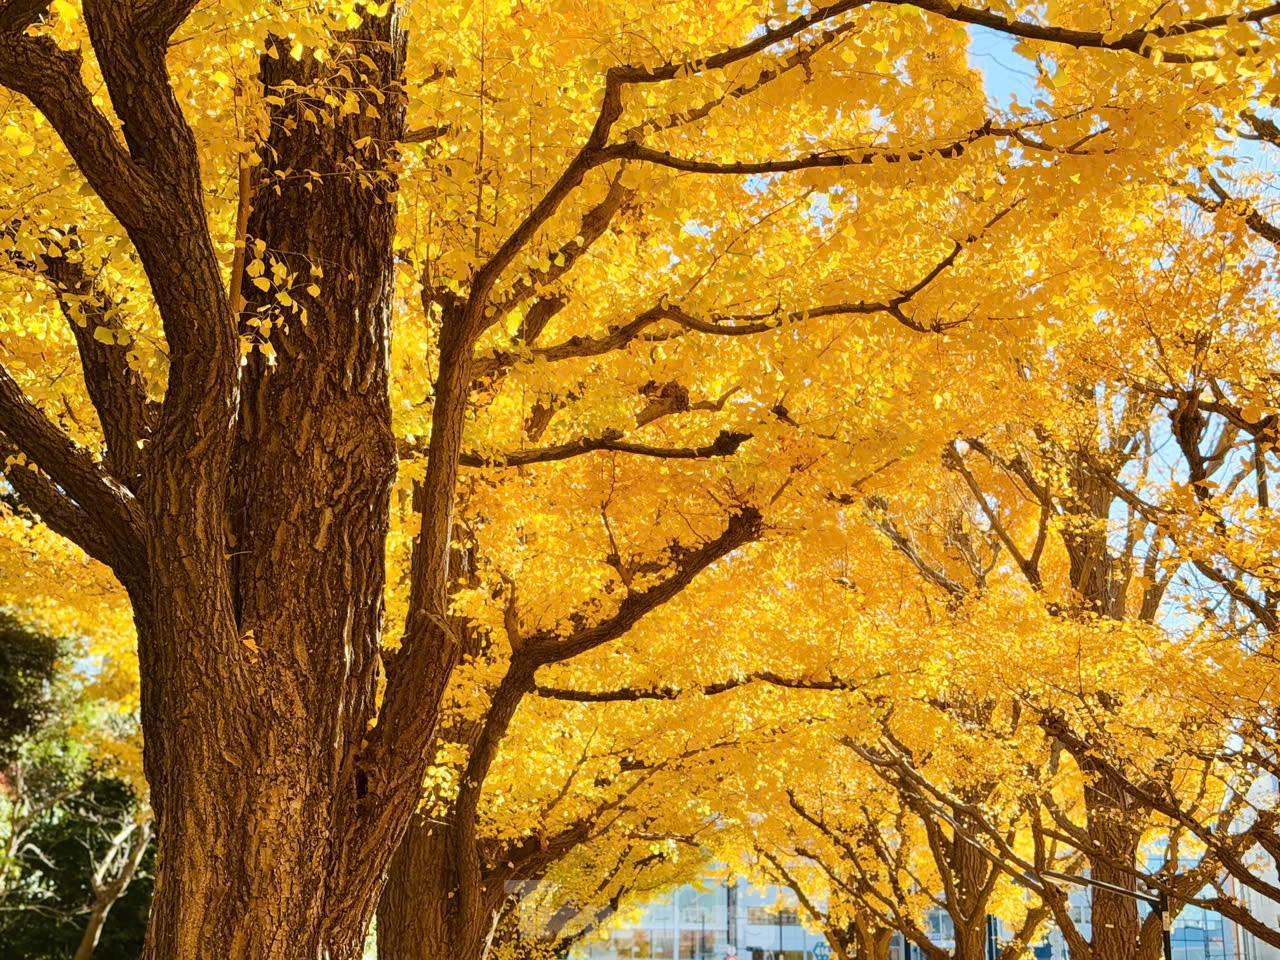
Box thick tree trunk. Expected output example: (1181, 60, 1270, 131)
(1082, 769, 1143, 960)
(140, 13, 409, 960)
(837, 917, 894, 960)
(379, 815, 500, 960)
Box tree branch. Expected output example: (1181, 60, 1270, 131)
(887, 0, 1280, 62)
(0, 436, 137, 578)
(521, 506, 763, 664)
(0, 367, 144, 581)
(535, 669, 876, 701)
(456, 428, 751, 467)
(864, 495, 971, 599)
(599, 120, 1000, 174)
(3, 226, 153, 485)
(0, 14, 160, 228)
(491, 175, 634, 318)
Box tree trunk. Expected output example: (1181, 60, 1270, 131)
(953, 922, 989, 960)
(378, 815, 500, 960)
(946, 805, 997, 960)
(1083, 769, 1143, 960)
(836, 918, 895, 960)
(140, 13, 410, 959)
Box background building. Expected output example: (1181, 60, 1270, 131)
(570, 876, 1262, 960)
(573, 880, 825, 959)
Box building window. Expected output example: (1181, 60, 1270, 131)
(679, 929, 719, 957)
(630, 930, 676, 958)
(927, 911, 955, 941)
(747, 906, 801, 925)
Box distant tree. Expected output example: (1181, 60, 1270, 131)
(0, 776, 152, 960)
(0, 611, 151, 960)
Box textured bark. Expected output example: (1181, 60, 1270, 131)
(139, 12, 410, 960)
(1079, 768, 1144, 960)
(948, 808, 997, 960)
(379, 817, 502, 960)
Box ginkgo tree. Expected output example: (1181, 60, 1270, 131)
(828, 204, 1280, 960)
(1, 0, 1277, 956)
(570, 191, 1280, 960)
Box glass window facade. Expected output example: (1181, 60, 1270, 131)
(574, 873, 1248, 960)
(578, 879, 827, 959)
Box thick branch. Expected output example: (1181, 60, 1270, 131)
(457, 428, 750, 467)
(0, 367, 144, 579)
(520, 506, 763, 664)
(0, 26, 160, 229)
(535, 669, 874, 701)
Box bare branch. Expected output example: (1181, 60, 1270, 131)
(402, 123, 451, 144)
(944, 442, 1042, 589)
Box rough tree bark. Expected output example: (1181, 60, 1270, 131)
(0, 4, 442, 956)
(133, 14, 410, 959)
(141, 12, 409, 957)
